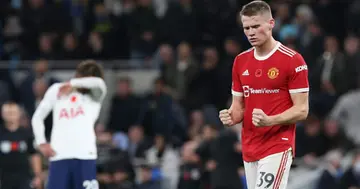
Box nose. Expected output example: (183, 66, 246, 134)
(248, 28, 256, 36)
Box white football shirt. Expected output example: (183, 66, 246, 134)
(31, 77, 107, 161)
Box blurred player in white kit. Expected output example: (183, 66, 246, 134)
(31, 60, 107, 189)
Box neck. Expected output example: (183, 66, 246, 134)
(6, 123, 19, 131)
(67, 47, 76, 51)
(132, 138, 142, 144)
(179, 57, 189, 62)
(94, 45, 102, 52)
(42, 49, 52, 53)
(347, 51, 357, 56)
(119, 93, 129, 98)
(255, 37, 277, 56)
(36, 94, 45, 100)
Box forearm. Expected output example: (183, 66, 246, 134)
(70, 77, 107, 101)
(31, 109, 48, 145)
(230, 104, 244, 124)
(269, 105, 308, 126)
(30, 154, 42, 176)
(70, 77, 105, 89)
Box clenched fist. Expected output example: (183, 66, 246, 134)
(252, 108, 272, 127)
(219, 109, 235, 127)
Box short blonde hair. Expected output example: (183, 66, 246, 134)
(240, 0, 272, 17)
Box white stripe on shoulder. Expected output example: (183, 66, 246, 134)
(278, 48, 294, 57)
(237, 47, 254, 57)
(279, 45, 296, 55)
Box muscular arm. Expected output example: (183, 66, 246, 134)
(229, 55, 245, 125)
(230, 95, 245, 125)
(269, 92, 309, 125)
(267, 53, 309, 126)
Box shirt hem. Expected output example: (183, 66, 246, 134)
(50, 155, 97, 161)
(243, 146, 293, 162)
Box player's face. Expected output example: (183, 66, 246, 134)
(241, 14, 274, 47)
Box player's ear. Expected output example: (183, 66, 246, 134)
(269, 18, 275, 30)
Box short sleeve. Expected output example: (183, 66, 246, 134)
(288, 54, 309, 93)
(27, 135, 36, 155)
(231, 56, 243, 96)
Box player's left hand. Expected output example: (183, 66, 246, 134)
(31, 174, 42, 189)
(252, 108, 272, 127)
(58, 82, 72, 96)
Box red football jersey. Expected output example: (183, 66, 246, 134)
(231, 42, 309, 162)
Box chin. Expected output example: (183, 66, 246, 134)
(250, 41, 264, 47)
(250, 42, 259, 47)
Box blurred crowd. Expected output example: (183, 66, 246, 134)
(0, 0, 358, 63)
(2, 0, 360, 189)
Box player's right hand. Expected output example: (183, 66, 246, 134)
(219, 109, 234, 126)
(38, 143, 56, 158)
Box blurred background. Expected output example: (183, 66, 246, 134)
(1, 0, 360, 189)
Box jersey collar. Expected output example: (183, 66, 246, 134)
(254, 42, 281, 61)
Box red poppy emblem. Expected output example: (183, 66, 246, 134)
(255, 69, 262, 77)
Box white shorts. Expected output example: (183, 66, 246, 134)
(244, 149, 292, 189)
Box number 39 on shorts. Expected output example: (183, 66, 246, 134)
(83, 180, 99, 189)
(257, 172, 275, 188)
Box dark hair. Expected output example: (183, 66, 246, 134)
(240, 0, 271, 17)
(76, 60, 104, 79)
(75, 60, 104, 95)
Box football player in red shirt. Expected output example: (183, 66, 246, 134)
(219, 1, 309, 189)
